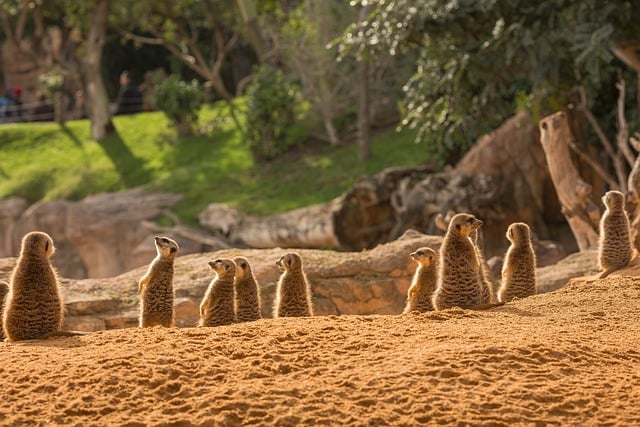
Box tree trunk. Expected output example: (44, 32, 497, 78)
(357, 58, 371, 161)
(234, 0, 267, 62)
(82, 0, 115, 141)
(356, 6, 372, 161)
(538, 112, 600, 251)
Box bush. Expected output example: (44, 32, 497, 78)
(153, 75, 204, 136)
(246, 65, 303, 161)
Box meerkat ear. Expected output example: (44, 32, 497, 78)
(170, 247, 177, 254)
(455, 224, 461, 232)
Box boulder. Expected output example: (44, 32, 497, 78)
(0, 189, 230, 279)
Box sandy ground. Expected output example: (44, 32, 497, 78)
(1, 276, 639, 426)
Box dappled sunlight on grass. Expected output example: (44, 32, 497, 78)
(0, 101, 429, 223)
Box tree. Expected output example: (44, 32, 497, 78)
(0, 0, 117, 140)
(343, 0, 640, 164)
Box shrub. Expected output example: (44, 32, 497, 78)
(245, 64, 303, 161)
(153, 75, 204, 136)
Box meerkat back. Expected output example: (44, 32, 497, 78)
(233, 257, 262, 322)
(139, 236, 179, 328)
(403, 247, 437, 314)
(3, 231, 64, 341)
(598, 190, 632, 277)
(498, 222, 537, 302)
(273, 252, 313, 318)
(200, 258, 237, 327)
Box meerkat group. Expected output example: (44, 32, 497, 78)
(0, 187, 631, 340)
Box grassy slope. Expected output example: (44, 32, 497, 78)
(0, 102, 428, 224)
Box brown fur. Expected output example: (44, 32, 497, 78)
(3, 232, 64, 341)
(598, 190, 632, 278)
(233, 257, 262, 323)
(403, 247, 437, 314)
(139, 236, 179, 328)
(273, 252, 313, 318)
(432, 213, 485, 310)
(0, 281, 7, 341)
(498, 222, 538, 302)
(199, 258, 237, 327)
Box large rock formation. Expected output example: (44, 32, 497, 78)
(0, 189, 229, 279)
(0, 230, 597, 333)
(199, 112, 577, 259)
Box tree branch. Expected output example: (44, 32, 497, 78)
(616, 73, 635, 168)
(15, 0, 29, 41)
(578, 85, 628, 190)
(567, 138, 619, 190)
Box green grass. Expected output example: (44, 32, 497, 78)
(0, 101, 430, 224)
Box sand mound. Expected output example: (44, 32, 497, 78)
(2, 276, 640, 426)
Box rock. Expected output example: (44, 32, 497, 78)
(537, 250, 599, 293)
(174, 297, 200, 328)
(0, 189, 229, 279)
(63, 316, 106, 332)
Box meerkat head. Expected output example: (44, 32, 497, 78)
(276, 252, 302, 272)
(410, 247, 436, 267)
(449, 213, 483, 237)
(208, 258, 236, 278)
(233, 256, 252, 280)
(506, 222, 531, 244)
(154, 236, 179, 258)
(602, 190, 625, 210)
(21, 231, 55, 259)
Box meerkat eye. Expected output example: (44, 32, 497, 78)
(161, 238, 169, 244)
(455, 224, 461, 231)
(240, 262, 247, 269)
(287, 256, 292, 266)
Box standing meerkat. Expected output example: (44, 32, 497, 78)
(233, 256, 262, 323)
(432, 213, 485, 310)
(273, 252, 313, 318)
(199, 258, 237, 327)
(0, 280, 10, 340)
(498, 222, 538, 302)
(403, 247, 437, 314)
(3, 232, 64, 341)
(598, 190, 633, 279)
(139, 236, 179, 328)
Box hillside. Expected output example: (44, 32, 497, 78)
(0, 102, 425, 224)
(1, 276, 639, 425)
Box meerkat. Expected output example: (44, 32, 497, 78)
(403, 247, 438, 314)
(3, 232, 64, 341)
(498, 222, 538, 302)
(432, 213, 486, 310)
(273, 252, 313, 318)
(598, 190, 633, 279)
(199, 258, 237, 327)
(233, 256, 262, 323)
(436, 212, 494, 303)
(138, 236, 179, 328)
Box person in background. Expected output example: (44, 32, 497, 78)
(115, 70, 143, 115)
(31, 92, 54, 122)
(0, 89, 11, 119)
(11, 85, 23, 120)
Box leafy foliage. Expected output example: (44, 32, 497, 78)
(245, 64, 304, 161)
(153, 75, 204, 136)
(342, 0, 640, 163)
